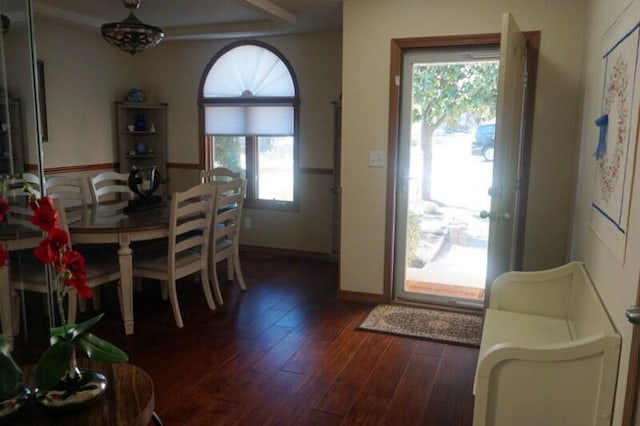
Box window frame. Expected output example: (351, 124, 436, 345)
(198, 40, 301, 211)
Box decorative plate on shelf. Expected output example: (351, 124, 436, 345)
(127, 88, 145, 103)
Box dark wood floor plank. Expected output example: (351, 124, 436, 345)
(416, 340, 446, 357)
(233, 370, 307, 426)
(382, 353, 441, 424)
(341, 393, 390, 425)
(160, 393, 244, 426)
(361, 336, 419, 397)
(251, 328, 311, 372)
(280, 338, 333, 374)
(315, 331, 392, 415)
(422, 345, 478, 426)
(190, 324, 294, 402)
(273, 322, 369, 423)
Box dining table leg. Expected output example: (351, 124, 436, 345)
(118, 233, 134, 335)
(0, 264, 13, 348)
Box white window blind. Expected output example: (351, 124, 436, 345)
(205, 105, 293, 136)
(203, 45, 295, 98)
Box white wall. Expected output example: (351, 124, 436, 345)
(340, 0, 585, 293)
(573, 0, 640, 423)
(34, 19, 135, 169)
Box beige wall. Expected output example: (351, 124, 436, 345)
(573, 0, 640, 423)
(340, 0, 585, 292)
(33, 22, 341, 255)
(34, 19, 136, 169)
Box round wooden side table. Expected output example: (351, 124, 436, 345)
(9, 362, 157, 425)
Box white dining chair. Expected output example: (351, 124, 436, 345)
(44, 175, 88, 210)
(200, 167, 241, 184)
(88, 171, 133, 205)
(208, 178, 247, 305)
(3, 173, 42, 229)
(131, 183, 216, 328)
(10, 198, 122, 334)
(3, 172, 42, 198)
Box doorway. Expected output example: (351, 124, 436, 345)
(393, 46, 499, 307)
(386, 18, 538, 310)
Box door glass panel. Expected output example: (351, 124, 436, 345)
(395, 47, 499, 307)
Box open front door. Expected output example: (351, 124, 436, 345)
(484, 13, 527, 301)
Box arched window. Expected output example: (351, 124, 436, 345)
(199, 41, 300, 210)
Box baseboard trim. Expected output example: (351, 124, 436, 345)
(337, 289, 387, 304)
(240, 245, 331, 262)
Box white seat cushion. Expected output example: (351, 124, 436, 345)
(475, 309, 572, 394)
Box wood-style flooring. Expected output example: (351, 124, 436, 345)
(13, 255, 478, 425)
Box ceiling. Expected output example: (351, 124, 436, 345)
(32, 0, 343, 39)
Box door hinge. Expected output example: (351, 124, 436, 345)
(395, 75, 400, 86)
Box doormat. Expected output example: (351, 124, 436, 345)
(358, 304, 483, 347)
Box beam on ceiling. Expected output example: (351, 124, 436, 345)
(34, 2, 103, 29)
(165, 20, 273, 40)
(238, 0, 296, 24)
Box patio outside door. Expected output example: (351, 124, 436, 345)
(393, 13, 527, 308)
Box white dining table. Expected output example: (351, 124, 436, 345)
(67, 202, 169, 336)
(0, 223, 42, 349)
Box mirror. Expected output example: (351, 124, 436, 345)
(0, 0, 48, 354)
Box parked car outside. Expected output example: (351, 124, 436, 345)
(471, 123, 495, 161)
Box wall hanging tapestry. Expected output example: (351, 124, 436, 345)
(591, 21, 640, 264)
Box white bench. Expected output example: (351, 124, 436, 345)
(473, 261, 621, 426)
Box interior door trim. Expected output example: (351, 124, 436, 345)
(383, 32, 541, 303)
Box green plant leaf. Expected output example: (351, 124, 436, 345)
(74, 333, 128, 363)
(35, 341, 73, 391)
(0, 354, 20, 400)
(50, 313, 105, 343)
(69, 314, 105, 341)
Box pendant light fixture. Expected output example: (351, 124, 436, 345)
(101, 0, 164, 55)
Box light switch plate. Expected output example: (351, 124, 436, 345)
(369, 150, 385, 167)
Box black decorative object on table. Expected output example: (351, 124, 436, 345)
(127, 166, 165, 212)
(34, 348, 107, 412)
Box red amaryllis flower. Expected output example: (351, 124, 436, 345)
(34, 228, 69, 265)
(0, 198, 9, 222)
(66, 275, 92, 299)
(29, 196, 53, 212)
(30, 200, 59, 232)
(61, 249, 91, 298)
(0, 245, 8, 267)
(60, 249, 86, 277)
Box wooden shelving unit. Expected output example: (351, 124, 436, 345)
(115, 102, 167, 197)
(0, 98, 24, 176)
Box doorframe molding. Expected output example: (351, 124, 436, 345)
(383, 31, 541, 303)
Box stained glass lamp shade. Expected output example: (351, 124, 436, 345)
(101, 0, 164, 55)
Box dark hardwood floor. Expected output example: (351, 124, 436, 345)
(13, 255, 478, 425)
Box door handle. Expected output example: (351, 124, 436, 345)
(626, 306, 640, 325)
(480, 210, 511, 221)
